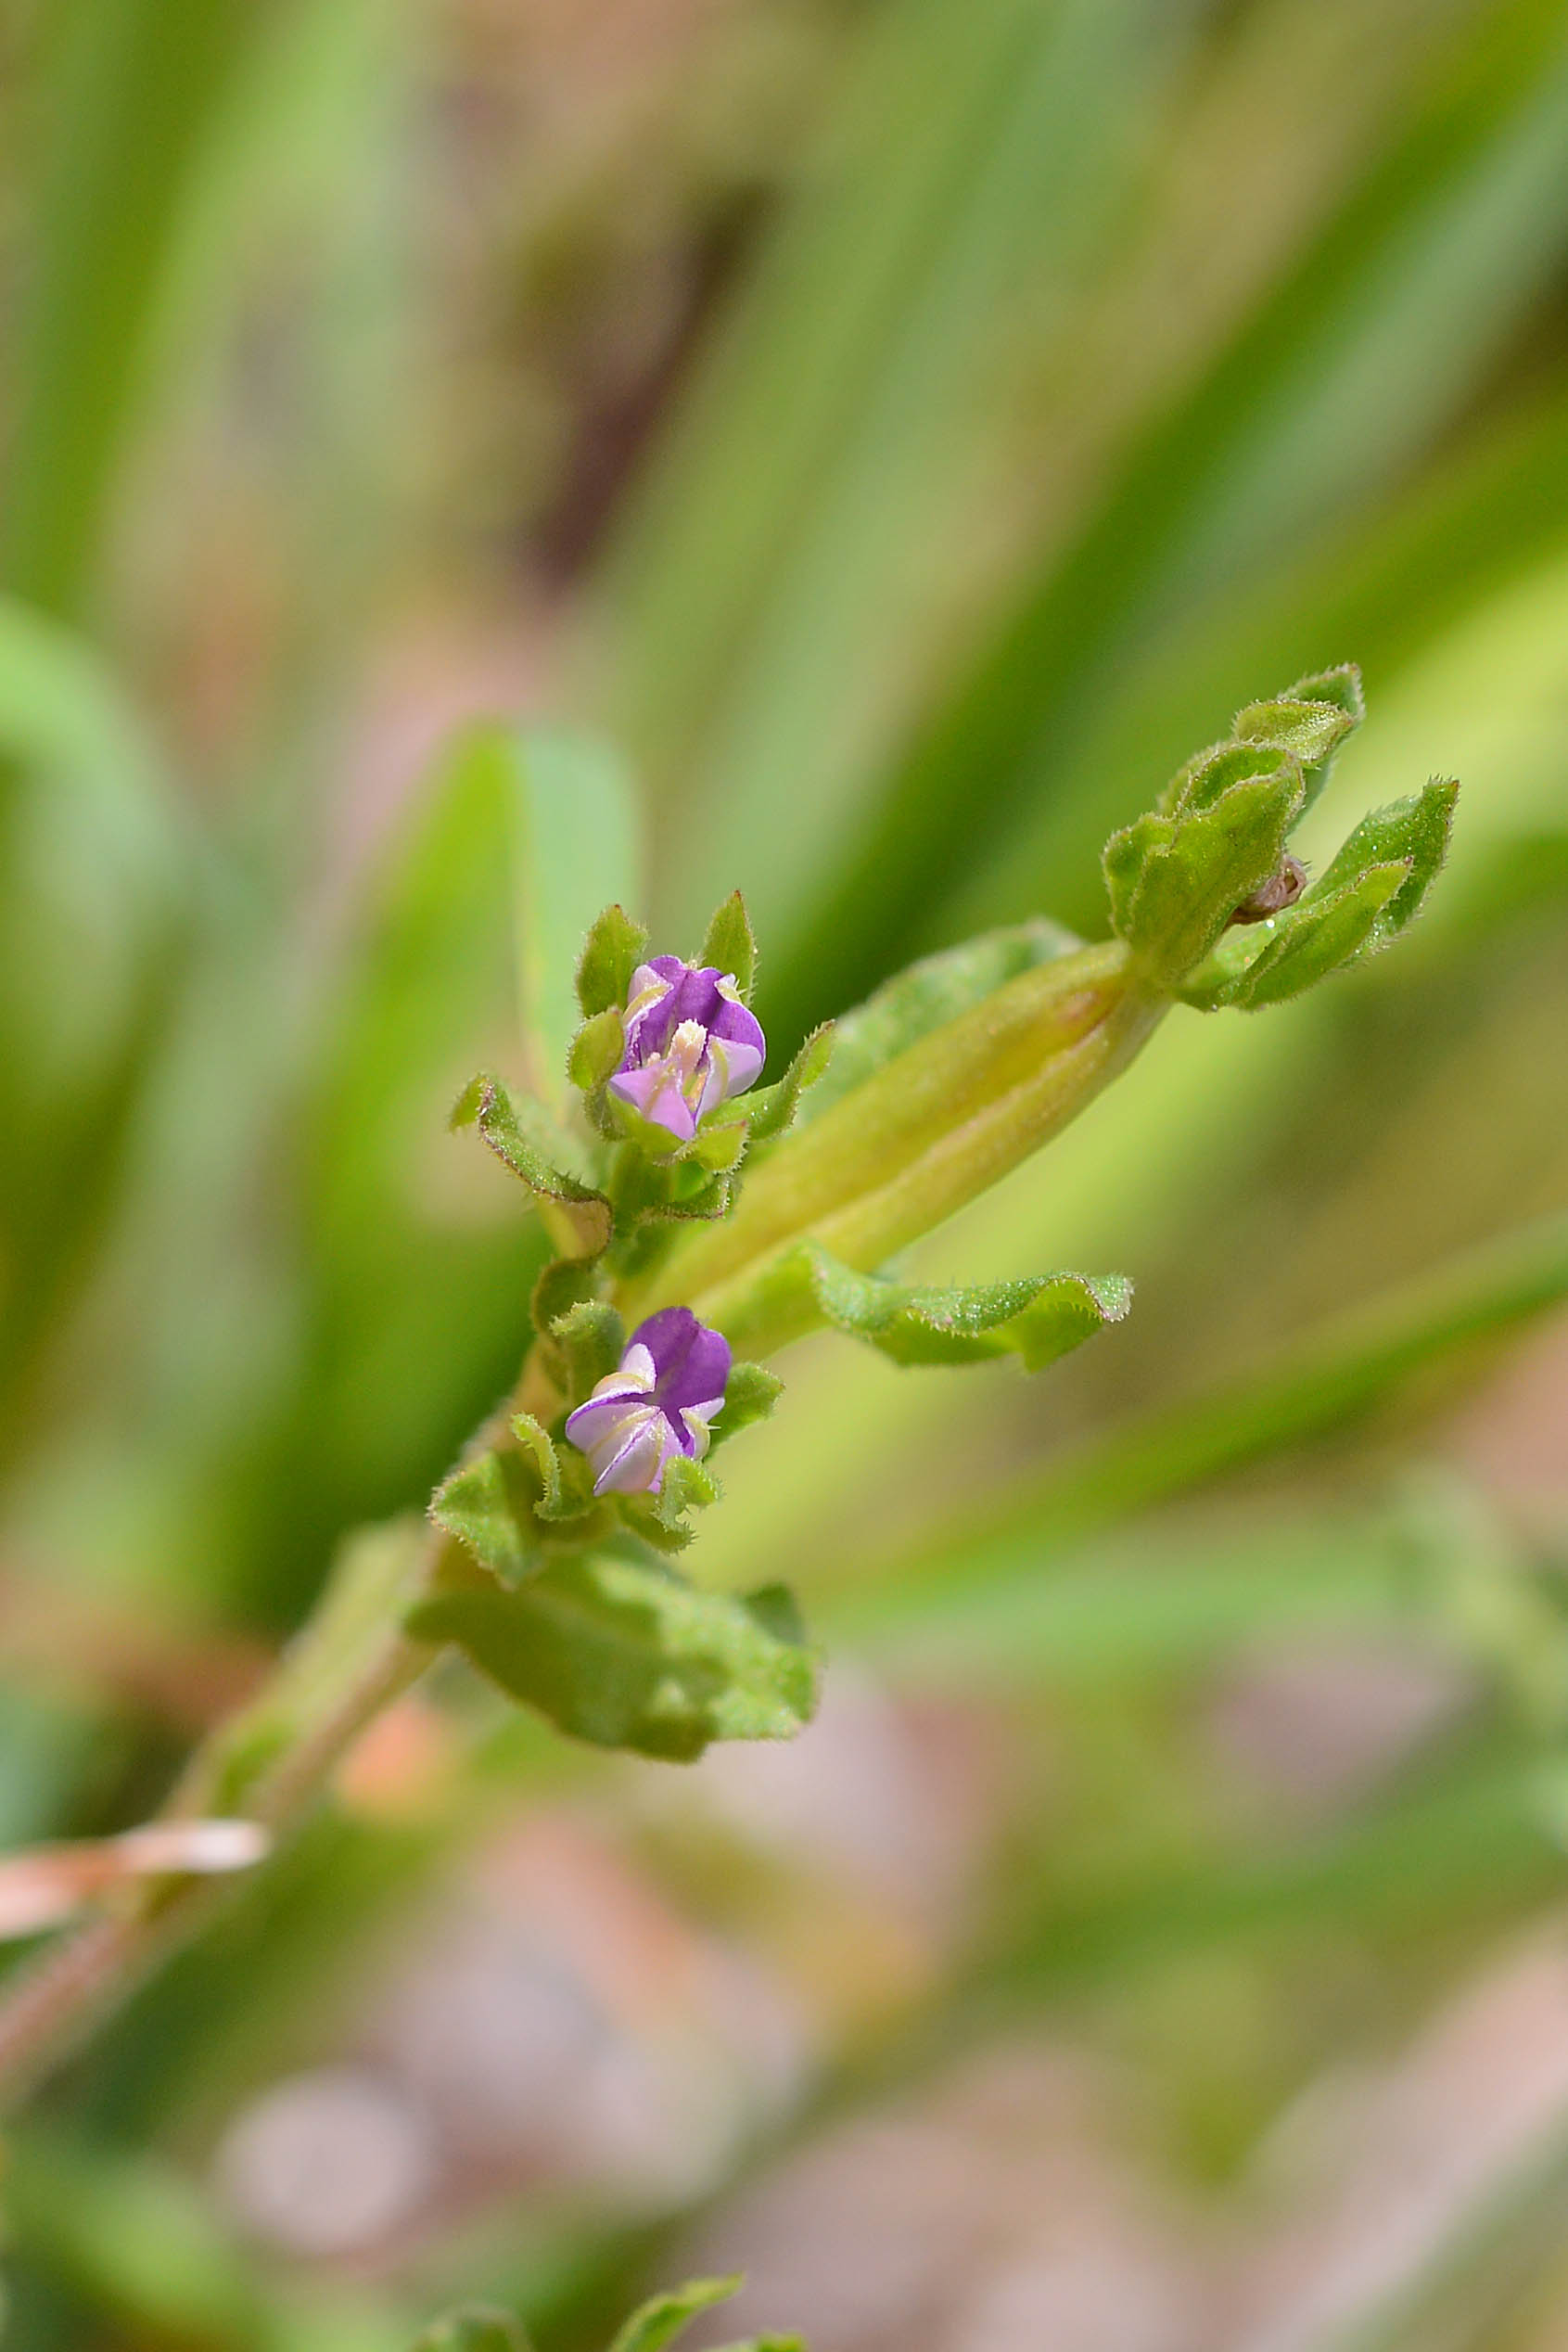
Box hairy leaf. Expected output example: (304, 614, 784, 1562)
(451, 1073, 612, 1257)
(410, 1561, 816, 1762)
(796, 1243, 1131, 1368)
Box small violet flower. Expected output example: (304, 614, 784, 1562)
(608, 956, 765, 1144)
(564, 1308, 732, 1496)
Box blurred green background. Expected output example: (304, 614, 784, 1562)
(5, 0, 1568, 2344)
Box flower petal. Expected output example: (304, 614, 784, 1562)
(632, 1307, 733, 1416)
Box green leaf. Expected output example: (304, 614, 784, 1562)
(409, 1560, 817, 1762)
(608, 2280, 743, 2352)
(1229, 661, 1364, 802)
(413, 2308, 533, 2352)
(744, 1024, 835, 1147)
(1228, 862, 1409, 1008)
(1104, 767, 1301, 986)
(1161, 736, 1299, 818)
(429, 1448, 545, 1588)
(798, 918, 1080, 1123)
(699, 891, 758, 999)
(451, 1073, 612, 1258)
(548, 1297, 626, 1403)
(795, 1243, 1131, 1369)
(620, 1454, 720, 1553)
(578, 904, 650, 1020)
(709, 1361, 784, 1448)
(1309, 777, 1459, 952)
(1178, 779, 1459, 1009)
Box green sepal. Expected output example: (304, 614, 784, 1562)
(619, 1453, 719, 1553)
(744, 1024, 835, 1147)
(408, 1562, 817, 1762)
(799, 918, 1080, 1123)
(569, 1004, 626, 1098)
(530, 1255, 600, 1360)
(708, 1361, 783, 1449)
(412, 2307, 533, 2352)
(510, 1412, 604, 1526)
(451, 1073, 612, 1257)
(577, 904, 649, 1019)
(1104, 762, 1302, 988)
(792, 1243, 1131, 1368)
(699, 891, 758, 1000)
(548, 1297, 625, 1403)
(686, 1114, 751, 1172)
(429, 1446, 546, 1587)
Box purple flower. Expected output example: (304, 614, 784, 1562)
(607, 956, 765, 1144)
(564, 1308, 732, 1496)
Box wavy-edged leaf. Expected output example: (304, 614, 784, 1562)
(429, 1447, 545, 1588)
(797, 1243, 1131, 1369)
(451, 1073, 611, 1257)
(410, 1560, 816, 1762)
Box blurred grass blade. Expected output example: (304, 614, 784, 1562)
(506, 727, 641, 1112)
(599, 0, 1199, 951)
(1, 0, 270, 618)
(769, 0, 1568, 1039)
(0, 598, 187, 1462)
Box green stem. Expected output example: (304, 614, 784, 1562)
(0, 1518, 451, 2113)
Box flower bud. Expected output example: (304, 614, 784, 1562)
(608, 957, 765, 1143)
(564, 1307, 731, 1494)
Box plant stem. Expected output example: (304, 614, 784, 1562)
(0, 1517, 447, 2112)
